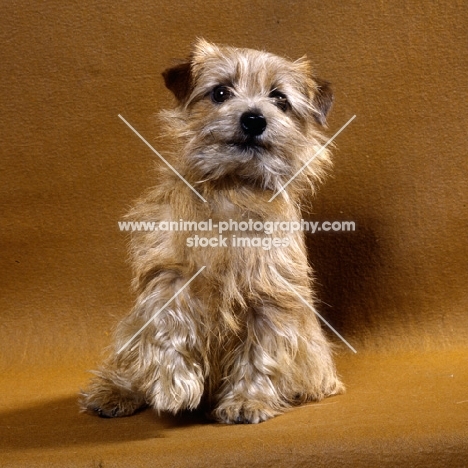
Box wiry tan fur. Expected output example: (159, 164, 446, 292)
(80, 39, 344, 424)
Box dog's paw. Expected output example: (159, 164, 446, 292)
(212, 398, 281, 424)
(79, 373, 146, 418)
(80, 392, 146, 418)
(146, 367, 204, 414)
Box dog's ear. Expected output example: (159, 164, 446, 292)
(312, 78, 334, 126)
(162, 61, 192, 103)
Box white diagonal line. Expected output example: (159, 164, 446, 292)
(269, 115, 356, 202)
(292, 287, 357, 353)
(269, 266, 357, 353)
(118, 114, 207, 203)
(116, 266, 206, 355)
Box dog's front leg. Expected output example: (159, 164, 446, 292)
(80, 271, 206, 417)
(212, 308, 293, 424)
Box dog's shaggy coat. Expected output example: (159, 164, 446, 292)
(80, 39, 343, 424)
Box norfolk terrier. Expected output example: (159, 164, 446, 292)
(80, 39, 343, 424)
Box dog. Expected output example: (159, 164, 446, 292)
(80, 39, 343, 424)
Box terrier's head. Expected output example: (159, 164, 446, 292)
(162, 39, 333, 194)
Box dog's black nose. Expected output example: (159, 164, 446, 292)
(240, 112, 267, 137)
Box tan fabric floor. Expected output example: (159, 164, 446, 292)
(1, 350, 467, 467)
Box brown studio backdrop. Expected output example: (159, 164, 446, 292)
(1, 1, 467, 366)
(1, 3, 467, 467)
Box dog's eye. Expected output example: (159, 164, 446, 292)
(211, 86, 233, 103)
(269, 90, 290, 112)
